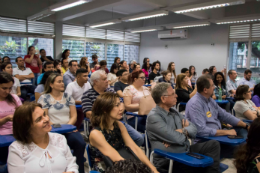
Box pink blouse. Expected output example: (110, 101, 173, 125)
(142, 69, 149, 78)
(0, 94, 22, 135)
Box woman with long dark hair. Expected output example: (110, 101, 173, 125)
(0, 72, 22, 163)
(61, 49, 71, 63)
(234, 118, 260, 173)
(79, 57, 90, 72)
(167, 62, 177, 84)
(53, 60, 63, 76)
(209, 66, 217, 79)
(142, 58, 151, 83)
(189, 65, 197, 84)
(114, 57, 120, 65)
(108, 63, 119, 86)
(24, 46, 42, 86)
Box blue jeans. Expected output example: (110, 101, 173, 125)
(127, 117, 146, 133)
(32, 73, 39, 86)
(124, 123, 144, 146)
(63, 132, 86, 173)
(20, 85, 35, 100)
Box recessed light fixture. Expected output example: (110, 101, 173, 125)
(215, 15, 260, 24)
(122, 10, 168, 22)
(173, 24, 210, 29)
(172, 0, 245, 14)
(131, 29, 158, 33)
(51, 0, 89, 12)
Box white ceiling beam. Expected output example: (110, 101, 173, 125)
(181, 11, 209, 20)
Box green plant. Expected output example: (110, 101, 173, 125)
(0, 41, 19, 53)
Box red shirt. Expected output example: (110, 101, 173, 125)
(24, 55, 40, 73)
(97, 67, 109, 74)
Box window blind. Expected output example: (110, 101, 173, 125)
(86, 28, 106, 39)
(125, 32, 140, 43)
(28, 21, 54, 35)
(229, 24, 250, 39)
(107, 30, 124, 41)
(252, 23, 260, 38)
(62, 24, 85, 37)
(0, 17, 26, 32)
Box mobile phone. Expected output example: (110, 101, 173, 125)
(228, 135, 243, 139)
(186, 152, 204, 159)
(53, 124, 61, 128)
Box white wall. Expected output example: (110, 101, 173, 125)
(139, 24, 229, 76)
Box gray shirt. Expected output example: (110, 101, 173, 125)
(35, 84, 44, 93)
(226, 79, 237, 94)
(146, 105, 197, 169)
(63, 70, 76, 89)
(234, 100, 256, 120)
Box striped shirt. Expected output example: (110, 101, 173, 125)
(81, 87, 115, 114)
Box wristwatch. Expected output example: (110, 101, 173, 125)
(182, 128, 188, 136)
(244, 124, 249, 130)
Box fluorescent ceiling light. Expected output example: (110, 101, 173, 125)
(88, 19, 121, 28)
(165, 21, 210, 29)
(172, 0, 245, 14)
(27, 9, 55, 21)
(122, 10, 168, 22)
(51, 0, 88, 12)
(131, 29, 158, 33)
(90, 22, 115, 28)
(173, 24, 209, 29)
(215, 15, 260, 24)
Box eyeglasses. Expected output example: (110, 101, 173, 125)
(163, 93, 175, 97)
(139, 77, 146, 80)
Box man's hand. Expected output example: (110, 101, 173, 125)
(163, 142, 170, 148)
(222, 95, 227, 99)
(212, 95, 217, 100)
(175, 129, 183, 133)
(225, 129, 237, 136)
(182, 119, 189, 128)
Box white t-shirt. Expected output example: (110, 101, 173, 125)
(11, 77, 21, 95)
(234, 100, 257, 120)
(107, 73, 117, 86)
(13, 67, 33, 85)
(65, 81, 92, 101)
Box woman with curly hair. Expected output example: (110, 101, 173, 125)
(234, 118, 260, 173)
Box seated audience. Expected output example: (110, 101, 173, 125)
(186, 75, 249, 139)
(54, 60, 63, 76)
(0, 72, 22, 163)
(252, 84, 260, 108)
(133, 63, 141, 72)
(2, 56, 10, 63)
(114, 70, 129, 97)
(129, 60, 137, 73)
(181, 68, 192, 87)
(158, 70, 174, 88)
(24, 46, 42, 86)
(212, 72, 233, 112)
(147, 82, 220, 173)
(149, 61, 160, 83)
(8, 102, 78, 173)
(209, 66, 217, 79)
(82, 70, 144, 146)
(1, 62, 21, 96)
(89, 92, 158, 173)
(114, 57, 120, 66)
(79, 57, 90, 72)
(91, 64, 100, 73)
(37, 73, 85, 173)
(234, 85, 259, 120)
(37, 61, 54, 84)
(119, 60, 128, 71)
(234, 118, 260, 173)
(106, 159, 152, 173)
(189, 65, 197, 84)
(123, 70, 150, 132)
(90, 54, 99, 70)
(167, 62, 177, 84)
(98, 60, 109, 74)
(40, 49, 54, 63)
(202, 68, 209, 74)
(34, 71, 55, 102)
(237, 69, 256, 91)
(61, 49, 72, 63)
(65, 68, 91, 129)
(63, 60, 79, 88)
(61, 58, 69, 74)
(107, 63, 118, 86)
(175, 73, 197, 112)
(13, 57, 35, 100)
(226, 69, 238, 96)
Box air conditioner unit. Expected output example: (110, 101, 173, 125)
(158, 29, 188, 39)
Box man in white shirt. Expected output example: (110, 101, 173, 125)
(237, 69, 256, 91)
(65, 68, 91, 129)
(13, 57, 35, 100)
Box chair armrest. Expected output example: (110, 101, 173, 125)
(196, 136, 246, 146)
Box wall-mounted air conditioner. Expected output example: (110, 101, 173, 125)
(158, 29, 188, 39)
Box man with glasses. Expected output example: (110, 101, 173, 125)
(147, 82, 220, 173)
(63, 60, 79, 88)
(114, 69, 129, 97)
(226, 69, 238, 96)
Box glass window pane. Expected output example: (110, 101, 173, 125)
(228, 42, 249, 79)
(28, 37, 54, 58)
(124, 45, 139, 64)
(62, 40, 84, 62)
(0, 35, 27, 67)
(107, 44, 124, 69)
(250, 41, 260, 84)
(86, 42, 105, 63)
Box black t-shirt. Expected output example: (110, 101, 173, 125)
(41, 56, 54, 63)
(176, 87, 193, 112)
(114, 81, 129, 92)
(149, 72, 160, 82)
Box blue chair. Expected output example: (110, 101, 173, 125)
(215, 100, 229, 105)
(90, 171, 100, 173)
(176, 102, 187, 112)
(196, 136, 246, 146)
(86, 144, 93, 172)
(84, 118, 91, 137)
(144, 84, 151, 87)
(125, 112, 147, 131)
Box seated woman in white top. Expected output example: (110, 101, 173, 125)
(1, 62, 21, 97)
(234, 85, 260, 120)
(123, 70, 150, 132)
(8, 102, 78, 173)
(37, 73, 86, 173)
(107, 63, 118, 86)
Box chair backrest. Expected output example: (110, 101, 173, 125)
(86, 144, 93, 169)
(145, 131, 151, 158)
(232, 109, 236, 116)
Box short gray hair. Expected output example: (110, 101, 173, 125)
(130, 60, 137, 64)
(151, 83, 171, 104)
(90, 70, 106, 85)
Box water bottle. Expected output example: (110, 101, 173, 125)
(218, 88, 222, 101)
